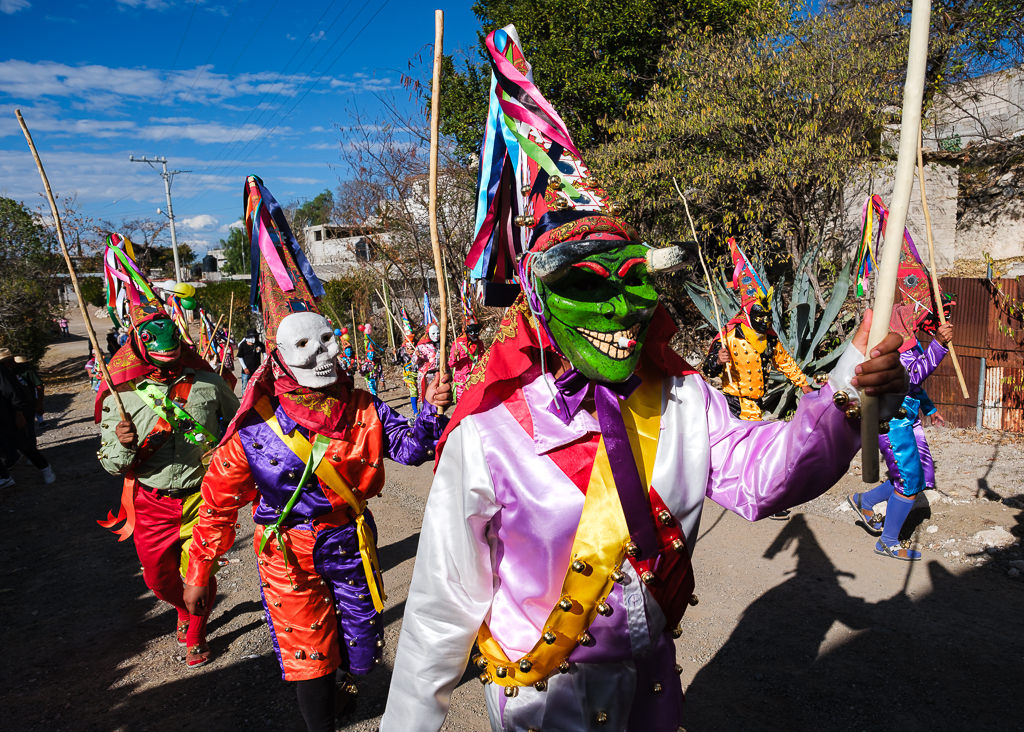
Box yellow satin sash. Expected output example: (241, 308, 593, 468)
(476, 373, 662, 689)
(254, 399, 387, 613)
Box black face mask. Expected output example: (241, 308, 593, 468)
(749, 307, 770, 334)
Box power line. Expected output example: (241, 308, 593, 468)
(203, 0, 390, 184)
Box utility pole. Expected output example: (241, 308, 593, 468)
(130, 155, 190, 281)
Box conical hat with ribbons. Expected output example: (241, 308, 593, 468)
(244, 175, 325, 350)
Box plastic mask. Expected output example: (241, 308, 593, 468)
(276, 312, 340, 388)
(536, 243, 658, 383)
(428, 324, 440, 342)
(138, 317, 182, 366)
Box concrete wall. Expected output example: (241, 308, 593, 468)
(925, 65, 1024, 151)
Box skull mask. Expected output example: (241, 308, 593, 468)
(276, 312, 340, 388)
(428, 323, 440, 343)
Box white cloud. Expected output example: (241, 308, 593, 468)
(180, 214, 218, 231)
(310, 30, 325, 42)
(1, 0, 30, 14)
(116, 0, 172, 10)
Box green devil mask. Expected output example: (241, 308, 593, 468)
(536, 243, 658, 383)
(138, 316, 182, 366)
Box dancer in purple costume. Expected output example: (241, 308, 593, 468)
(848, 304, 953, 560)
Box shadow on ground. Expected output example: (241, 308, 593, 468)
(684, 513, 1024, 731)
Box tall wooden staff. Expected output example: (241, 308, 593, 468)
(202, 314, 225, 359)
(220, 291, 235, 376)
(916, 130, 969, 398)
(350, 302, 360, 359)
(673, 178, 733, 386)
(428, 9, 450, 385)
(15, 109, 127, 420)
(861, 0, 931, 483)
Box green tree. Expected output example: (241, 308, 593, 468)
(220, 224, 248, 275)
(0, 197, 61, 361)
(197, 281, 253, 340)
(292, 189, 334, 231)
(439, 0, 758, 160)
(596, 1, 907, 299)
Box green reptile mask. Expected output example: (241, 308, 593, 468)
(537, 243, 658, 383)
(138, 316, 182, 366)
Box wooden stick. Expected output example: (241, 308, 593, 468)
(220, 291, 235, 376)
(428, 9, 449, 387)
(916, 129, 970, 399)
(15, 109, 127, 420)
(861, 0, 931, 483)
(673, 178, 733, 386)
(381, 280, 396, 353)
(202, 315, 225, 359)
(350, 302, 360, 360)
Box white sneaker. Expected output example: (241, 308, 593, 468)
(41, 465, 56, 484)
(0, 477, 15, 489)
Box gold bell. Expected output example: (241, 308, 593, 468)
(658, 509, 673, 525)
(504, 686, 518, 698)
(547, 174, 562, 189)
(558, 598, 573, 612)
(652, 683, 663, 694)
(675, 664, 683, 675)
(625, 542, 639, 558)
(596, 602, 613, 616)
(610, 569, 625, 583)
(844, 404, 861, 420)
(495, 666, 508, 678)
(473, 654, 487, 669)
(479, 673, 491, 685)
(343, 682, 358, 695)
(832, 391, 850, 409)
(578, 631, 594, 646)
(671, 539, 686, 553)
(595, 711, 609, 725)
(534, 680, 548, 692)
(671, 625, 683, 639)
(519, 659, 533, 673)
(878, 421, 891, 435)
(513, 214, 535, 227)
(896, 407, 908, 419)
(543, 631, 557, 645)
(688, 594, 699, 606)
(558, 661, 571, 673)
(520, 184, 532, 195)
(640, 570, 656, 585)
(571, 559, 586, 573)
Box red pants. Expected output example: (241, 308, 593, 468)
(132, 487, 205, 609)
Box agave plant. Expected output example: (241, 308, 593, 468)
(684, 242, 854, 417)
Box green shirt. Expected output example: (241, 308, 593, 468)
(97, 369, 239, 492)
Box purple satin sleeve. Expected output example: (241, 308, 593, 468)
(704, 382, 861, 520)
(902, 340, 948, 388)
(373, 398, 449, 466)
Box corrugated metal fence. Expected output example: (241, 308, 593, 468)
(927, 277, 1024, 431)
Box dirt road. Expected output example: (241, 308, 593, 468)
(1, 315, 1021, 731)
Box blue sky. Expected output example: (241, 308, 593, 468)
(0, 0, 480, 257)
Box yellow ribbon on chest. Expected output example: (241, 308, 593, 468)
(254, 398, 387, 612)
(475, 373, 662, 689)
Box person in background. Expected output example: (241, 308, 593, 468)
(107, 329, 120, 359)
(13, 356, 45, 427)
(0, 348, 55, 488)
(236, 329, 266, 392)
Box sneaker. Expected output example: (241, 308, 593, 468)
(40, 465, 56, 485)
(847, 494, 884, 536)
(874, 540, 921, 561)
(769, 509, 791, 521)
(0, 477, 15, 489)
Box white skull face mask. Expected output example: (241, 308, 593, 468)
(276, 312, 340, 388)
(428, 323, 440, 342)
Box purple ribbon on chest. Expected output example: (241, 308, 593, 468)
(548, 368, 659, 560)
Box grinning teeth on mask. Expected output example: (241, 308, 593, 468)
(576, 323, 642, 360)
